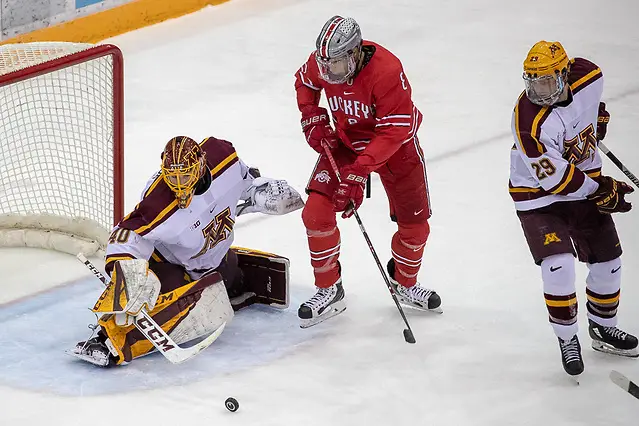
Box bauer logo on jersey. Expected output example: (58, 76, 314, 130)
(544, 233, 562, 246)
(191, 207, 235, 259)
(314, 170, 331, 183)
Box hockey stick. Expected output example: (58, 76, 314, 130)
(321, 142, 416, 344)
(593, 136, 639, 189)
(610, 370, 639, 400)
(76, 253, 226, 364)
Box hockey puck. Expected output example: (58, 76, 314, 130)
(225, 397, 239, 412)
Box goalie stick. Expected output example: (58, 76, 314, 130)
(76, 253, 225, 364)
(610, 370, 639, 400)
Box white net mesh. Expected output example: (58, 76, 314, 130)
(0, 42, 122, 255)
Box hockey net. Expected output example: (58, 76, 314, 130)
(0, 42, 124, 256)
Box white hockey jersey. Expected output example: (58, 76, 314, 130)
(509, 58, 605, 211)
(105, 137, 254, 279)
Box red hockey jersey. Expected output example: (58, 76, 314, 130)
(295, 40, 422, 172)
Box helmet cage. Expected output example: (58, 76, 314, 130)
(523, 69, 567, 106)
(161, 143, 206, 209)
(316, 48, 358, 84)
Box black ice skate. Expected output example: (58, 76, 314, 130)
(589, 320, 639, 358)
(68, 329, 119, 367)
(387, 259, 442, 313)
(298, 281, 346, 329)
(558, 335, 584, 377)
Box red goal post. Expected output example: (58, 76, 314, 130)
(0, 42, 124, 256)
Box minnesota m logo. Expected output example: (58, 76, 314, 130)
(191, 207, 235, 259)
(544, 233, 562, 246)
(564, 124, 597, 165)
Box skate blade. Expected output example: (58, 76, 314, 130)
(396, 295, 443, 314)
(65, 349, 110, 367)
(299, 301, 346, 329)
(592, 340, 639, 358)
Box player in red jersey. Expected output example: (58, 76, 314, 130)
(294, 15, 442, 328)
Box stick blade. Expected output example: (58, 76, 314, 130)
(610, 370, 629, 390)
(403, 328, 416, 344)
(610, 370, 639, 400)
(164, 321, 227, 364)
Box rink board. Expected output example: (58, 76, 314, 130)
(1, 0, 230, 45)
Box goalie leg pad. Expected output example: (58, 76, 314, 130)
(231, 246, 289, 309)
(98, 267, 232, 364)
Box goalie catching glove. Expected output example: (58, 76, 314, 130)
(238, 177, 305, 216)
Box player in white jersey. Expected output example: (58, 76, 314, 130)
(510, 41, 637, 377)
(71, 136, 304, 367)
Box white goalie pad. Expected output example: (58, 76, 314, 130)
(237, 177, 305, 216)
(169, 277, 234, 345)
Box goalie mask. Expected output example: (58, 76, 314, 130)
(161, 136, 206, 209)
(523, 41, 569, 106)
(315, 15, 362, 84)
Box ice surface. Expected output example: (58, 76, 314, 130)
(2, 0, 639, 424)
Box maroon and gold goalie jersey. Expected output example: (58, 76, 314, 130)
(105, 137, 254, 279)
(509, 58, 605, 211)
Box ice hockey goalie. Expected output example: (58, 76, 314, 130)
(70, 136, 304, 367)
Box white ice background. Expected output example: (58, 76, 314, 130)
(2, 0, 639, 424)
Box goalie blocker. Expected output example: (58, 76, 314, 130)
(73, 247, 289, 366)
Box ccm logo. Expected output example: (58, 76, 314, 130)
(346, 174, 367, 184)
(301, 114, 327, 128)
(136, 316, 175, 352)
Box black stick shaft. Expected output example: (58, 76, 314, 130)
(598, 140, 639, 188)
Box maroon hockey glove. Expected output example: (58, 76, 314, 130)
(588, 175, 634, 214)
(333, 164, 367, 218)
(597, 102, 610, 141)
(301, 107, 338, 153)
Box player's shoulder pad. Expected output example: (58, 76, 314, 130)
(200, 137, 240, 179)
(568, 57, 603, 94)
(119, 172, 177, 236)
